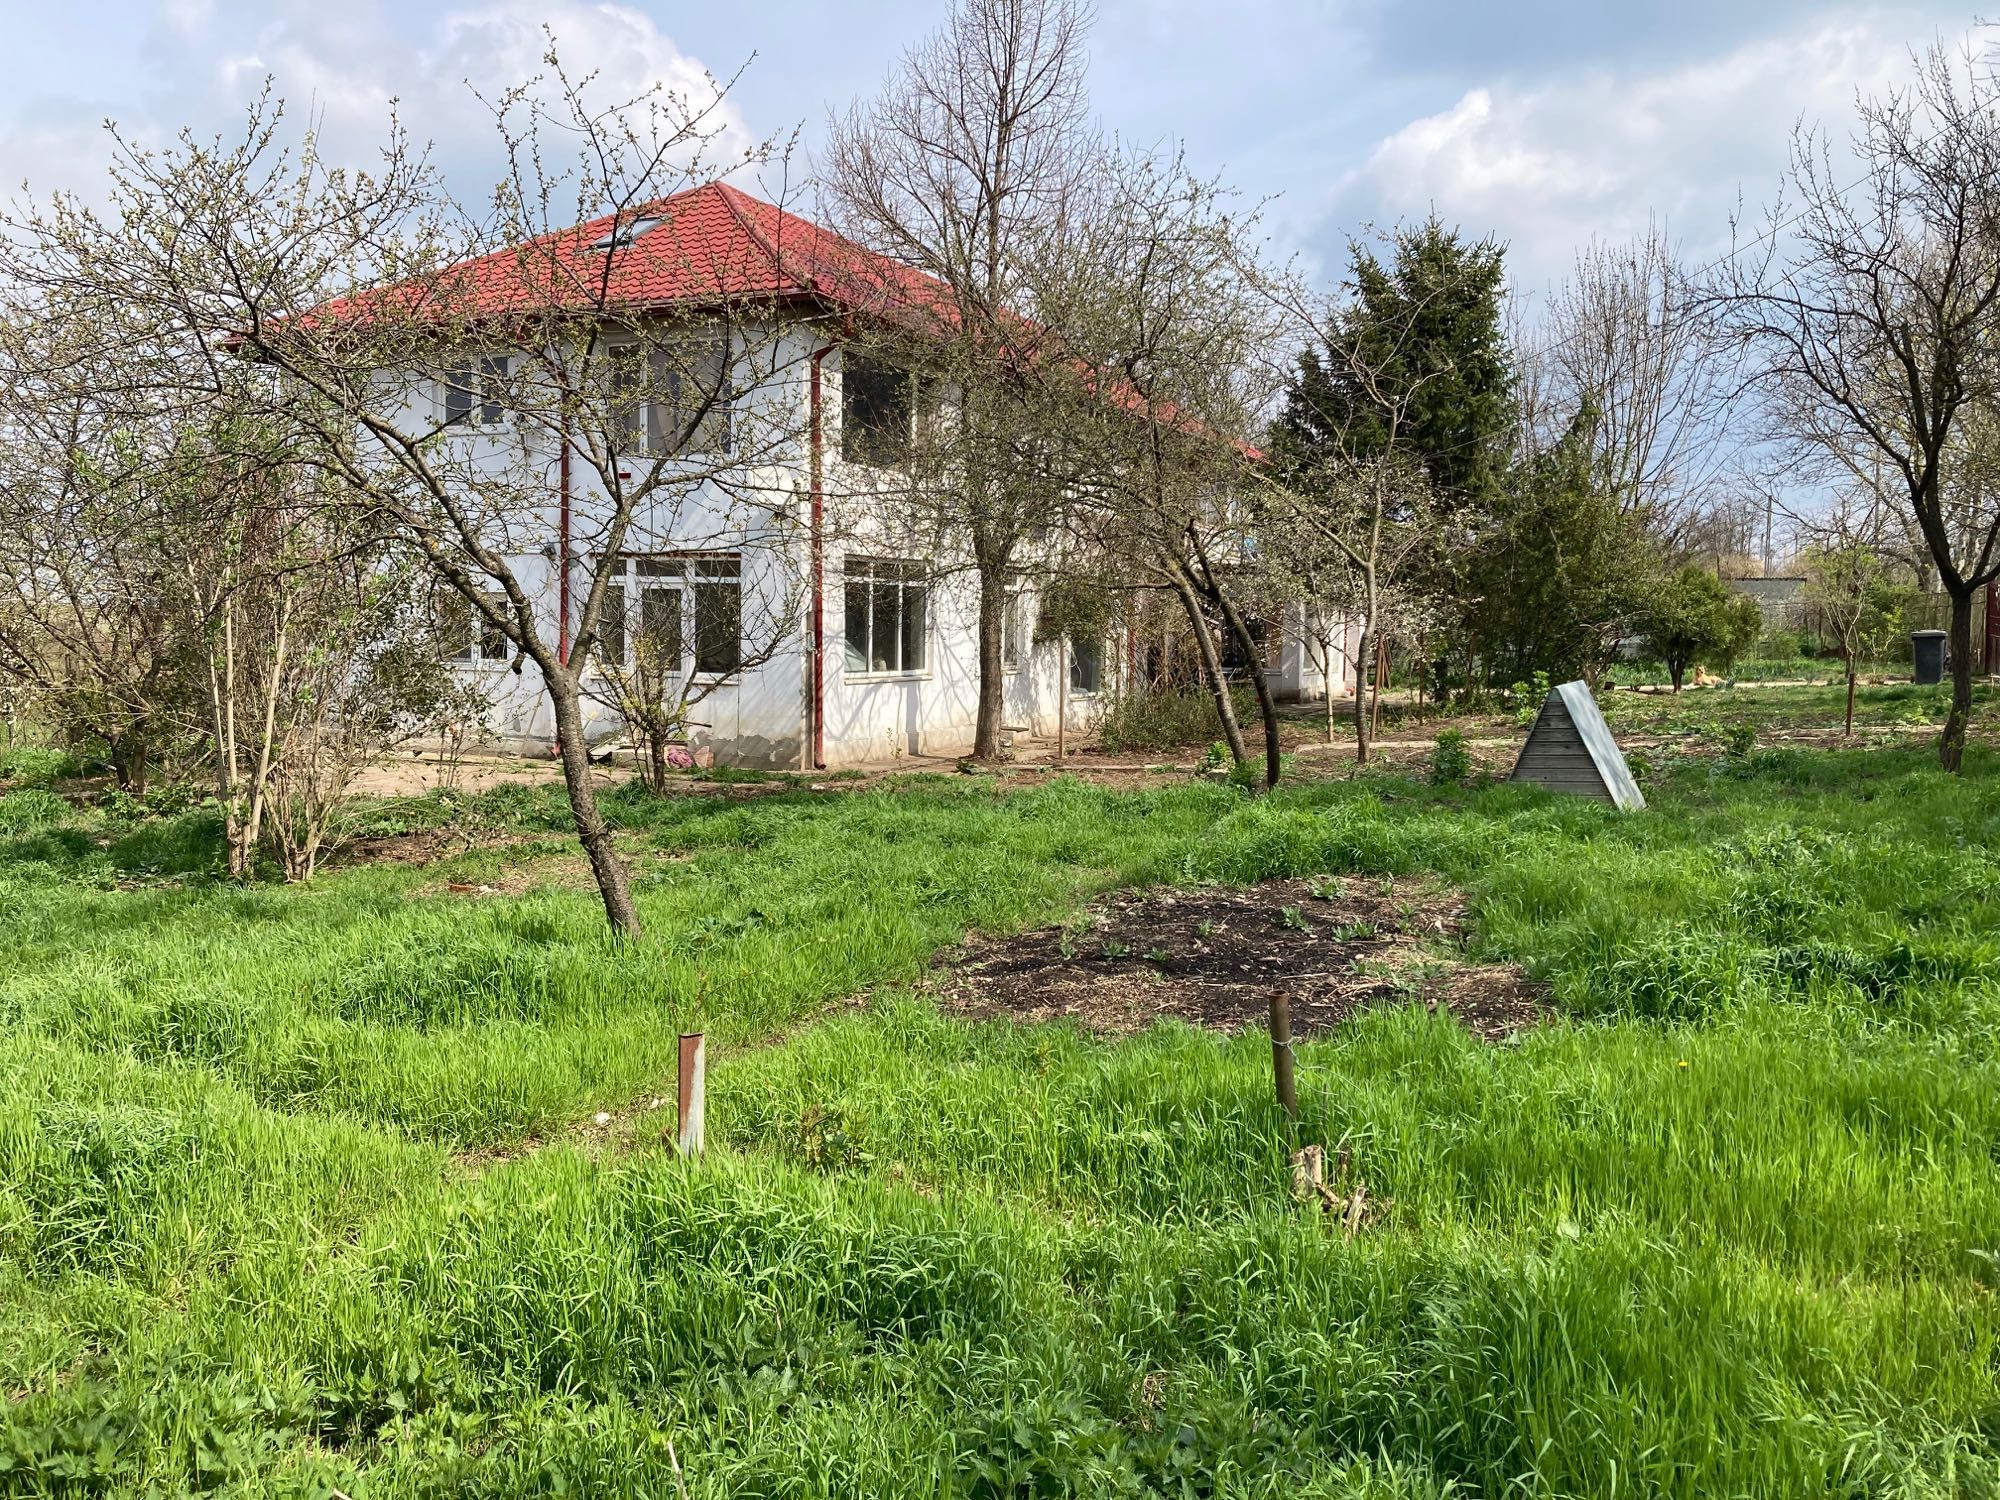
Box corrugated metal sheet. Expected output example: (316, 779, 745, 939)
(1509, 681, 1645, 811)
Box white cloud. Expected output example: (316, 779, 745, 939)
(4, 1, 759, 214)
(1334, 14, 1965, 290)
(159, 0, 214, 38)
(220, 1, 758, 190)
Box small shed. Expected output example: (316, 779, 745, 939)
(1509, 680, 1645, 811)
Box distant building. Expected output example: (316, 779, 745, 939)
(1726, 576, 1806, 630)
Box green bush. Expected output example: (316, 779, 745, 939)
(1097, 684, 1252, 752)
(1430, 728, 1471, 784)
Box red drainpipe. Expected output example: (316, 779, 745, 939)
(557, 428, 573, 666)
(807, 342, 837, 769)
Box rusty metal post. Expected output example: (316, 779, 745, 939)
(1269, 991, 1297, 1121)
(677, 1032, 706, 1156)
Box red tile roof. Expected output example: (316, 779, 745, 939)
(316, 181, 948, 329)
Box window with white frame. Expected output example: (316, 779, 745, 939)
(607, 340, 732, 456)
(1000, 589, 1027, 673)
(843, 558, 928, 674)
(441, 592, 510, 663)
(596, 554, 742, 676)
(1068, 632, 1103, 694)
(841, 354, 921, 467)
(442, 356, 512, 427)
(1258, 614, 1284, 668)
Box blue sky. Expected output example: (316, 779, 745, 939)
(0, 1, 1978, 291)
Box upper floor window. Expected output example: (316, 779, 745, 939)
(844, 557, 928, 675)
(442, 356, 511, 427)
(841, 354, 919, 467)
(608, 341, 732, 457)
(596, 553, 741, 677)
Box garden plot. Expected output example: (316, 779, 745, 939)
(934, 875, 1542, 1038)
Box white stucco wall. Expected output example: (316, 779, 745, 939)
(409, 330, 1112, 769)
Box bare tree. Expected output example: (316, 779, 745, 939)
(0, 342, 199, 793)
(820, 0, 1096, 762)
(1799, 530, 1901, 735)
(1048, 148, 1285, 781)
(1715, 40, 2000, 771)
(1521, 225, 1741, 543)
(0, 56, 821, 934)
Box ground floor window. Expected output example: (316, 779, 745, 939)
(441, 591, 510, 662)
(1069, 632, 1103, 694)
(1220, 617, 1277, 678)
(597, 553, 741, 677)
(1259, 614, 1284, 663)
(1000, 590, 1027, 672)
(844, 557, 928, 674)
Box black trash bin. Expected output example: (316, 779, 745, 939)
(1912, 629, 1948, 685)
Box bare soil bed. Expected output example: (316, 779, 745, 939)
(932, 876, 1543, 1040)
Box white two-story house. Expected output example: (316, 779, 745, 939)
(396, 181, 1338, 769)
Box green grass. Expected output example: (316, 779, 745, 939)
(1, 686, 1998, 1495)
(1608, 655, 1908, 686)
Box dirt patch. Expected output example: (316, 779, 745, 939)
(932, 876, 1542, 1040)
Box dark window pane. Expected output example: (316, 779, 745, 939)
(844, 576, 870, 672)
(694, 574, 740, 674)
(599, 582, 627, 667)
(651, 342, 731, 455)
(477, 603, 509, 661)
(1070, 634, 1102, 693)
(1001, 593, 1024, 669)
(607, 346, 644, 453)
(901, 582, 927, 672)
(443, 365, 474, 426)
(1217, 617, 1255, 678)
(871, 576, 900, 672)
(647, 349, 680, 455)
(638, 585, 683, 674)
(841, 356, 911, 466)
(477, 356, 509, 425)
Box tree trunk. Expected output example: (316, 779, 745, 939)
(971, 542, 1009, 760)
(548, 671, 642, 936)
(1210, 585, 1282, 789)
(1352, 622, 1373, 765)
(1669, 660, 1684, 693)
(1370, 635, 1386, 744)
(1941, 585, 1974, 773)
(648, 733, 669, 793)
(110, 729, 148, 798)
(1844, 669, 1856, 737)
(1320, 637, 1337, 743)
(1165, 565, 1247, 765)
